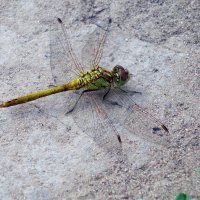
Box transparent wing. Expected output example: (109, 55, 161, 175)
(50, 18, 82, 86)
(67, 90, 123, 157)
(103, 88, 171, 147)
(50, 17, 111, 85)
(81, 18, 111, 70)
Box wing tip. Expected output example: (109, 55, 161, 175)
(162, 124, 169, 133)
(117, 134, 122, 143)
(57, 17, 62, 24)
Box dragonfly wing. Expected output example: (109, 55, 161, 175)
(103, 88, 170, 147)
(81, 18, 111, 70)
(50, 18, 82, 86)
(67, 90, 123, 157)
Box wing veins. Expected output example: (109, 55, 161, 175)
(58, 18, 84, 73)
(113, 89, 169, 133)
(90, 94, 121, 146)
(56, 36, 80, 76)
(93, 19, 111, 67)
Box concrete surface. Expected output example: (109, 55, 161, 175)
(0, 0, 199, 199)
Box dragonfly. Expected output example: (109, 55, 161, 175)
(0, 17, 169, 153)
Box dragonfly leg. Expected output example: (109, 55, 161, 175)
(103, 88, 142, 107)
(103, 87, 111, 100)
(119, 88, 142, 95)
(48, 83, 57, 88)
(102, 87, 123, 107)
(66, 89, 99, 115)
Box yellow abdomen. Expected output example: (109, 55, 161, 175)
(0, 78, 82, 108)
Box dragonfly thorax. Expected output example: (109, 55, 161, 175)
(112, 65, 130, 87)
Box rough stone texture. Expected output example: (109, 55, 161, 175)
(0, 0, 199, 199)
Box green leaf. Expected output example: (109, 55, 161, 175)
(175, 192, 190, 200)
(197, 168, 200, 177)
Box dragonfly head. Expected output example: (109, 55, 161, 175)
(112, 65, 130, 87)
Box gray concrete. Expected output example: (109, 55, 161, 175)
(0, 0, 199, 199)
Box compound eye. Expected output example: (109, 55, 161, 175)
(120, 69, 128, 81)
(114, 65, 123, 71)
(113, 65, 129, 82)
